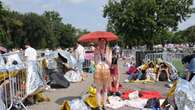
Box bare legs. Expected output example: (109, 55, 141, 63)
(96, 83, 109, 107)
(96, 84, 102, 106)
(156, 69, 170, 81)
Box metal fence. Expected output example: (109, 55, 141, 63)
(144, 52, 190, 75)
(83, 51, 94, 71)
(0, 64, 27, 110)
(144, 52, 189, 63)
(144, 53, 164, 62)
(83, 60, 91, 70)
(121, 49, 135, 59)
(0, 51, 48, 110)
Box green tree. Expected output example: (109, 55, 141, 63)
(0, 1, 9, 46)
(0, 9, 16, 48)
(59, 25, 89, 48)
(103, 0, 193, 50)
(0, 1, 88, 49)
(22, 13, 50, 48)
(180, 25, 195, 44)
(172, 32, 186, 44)
(42, 11, 63, 48)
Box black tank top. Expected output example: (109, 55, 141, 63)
(112, 57, 118, 64)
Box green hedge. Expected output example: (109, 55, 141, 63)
(171, 59, 186, 78)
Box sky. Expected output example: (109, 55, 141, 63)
(1, 0, 195, 31)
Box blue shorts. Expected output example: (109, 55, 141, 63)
(189, 58, 195, 73)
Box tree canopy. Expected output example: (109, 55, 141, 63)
(177, 25, 195, 44)
(103, 0, 194, 49)
(0, 1, 89, 49)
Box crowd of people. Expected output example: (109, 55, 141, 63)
(125, 59, 173, 82)
(1, 39, 195, 110)
(0, 38, 121, 109)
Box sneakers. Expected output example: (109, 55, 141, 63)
(96, 106, 107, 110)
(168, 79, 172, 83)
(124, 79, 129, 83)
(96, 106, 106, 110)
(102, 106, 106, 110)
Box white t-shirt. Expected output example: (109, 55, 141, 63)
(24, 47, 37, 61)
(75, 44, 85, 61)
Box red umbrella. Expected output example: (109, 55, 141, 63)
(78, 31, 119, 42)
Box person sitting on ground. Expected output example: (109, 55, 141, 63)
(126, 64, 143, 81)
(145, 62, 156, 81)
(156, 62, 170, 82)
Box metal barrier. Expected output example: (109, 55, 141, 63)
(83, 51, 94, 70)
(0, 64, 27, 110)
(0, 50, 73, 110)
(1, 51, 24, 62)
(0, 69, 10, 110)
(83, 60, 91, 70)
(144, 53, 164, 62)
(144, 52, 189, 63)
(121, 49, 133, 59)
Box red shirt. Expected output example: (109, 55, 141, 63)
(128, 66, 138, 74)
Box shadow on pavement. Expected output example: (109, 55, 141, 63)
(55, 96, 81, 105)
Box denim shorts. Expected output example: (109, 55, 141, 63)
(189, 58, 195, 73)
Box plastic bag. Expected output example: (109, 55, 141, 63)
(5, 54, 22, 65)
(0, 86, 6, 110)
(128, 90, 139, 100)
(84, 86, 98, 108)
(106, 96, 125, 109)
(175, 78, 195, 110)
(62, 99, 90, 110)
(26, 61, 44, 95)
(64, 70, 82, 82)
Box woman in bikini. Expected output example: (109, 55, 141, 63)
(94, 38, 112, 110)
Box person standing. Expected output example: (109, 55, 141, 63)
(74, 41, 85, 74)
(90, 43, 96, 52)
(24, 43, 37, 62)
(94, 38, 112, 110)
(110, 51, 120, 93)
(113, 44, 120, 58)
(24, 42, 43, 96)
(182, 54, 195, 81)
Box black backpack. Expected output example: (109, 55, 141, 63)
(144, 98, 160, 109)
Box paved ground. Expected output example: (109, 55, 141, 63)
(26, 60, 169, 110)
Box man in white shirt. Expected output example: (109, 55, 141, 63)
(24, 43, 37, 62)
(24, 42, 43, 96)
(74, 42, 85, 73)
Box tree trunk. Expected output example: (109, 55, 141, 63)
(146, 43, 153, 50)
(162, 42, 165, 47)
(128, 44, 132, 49)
